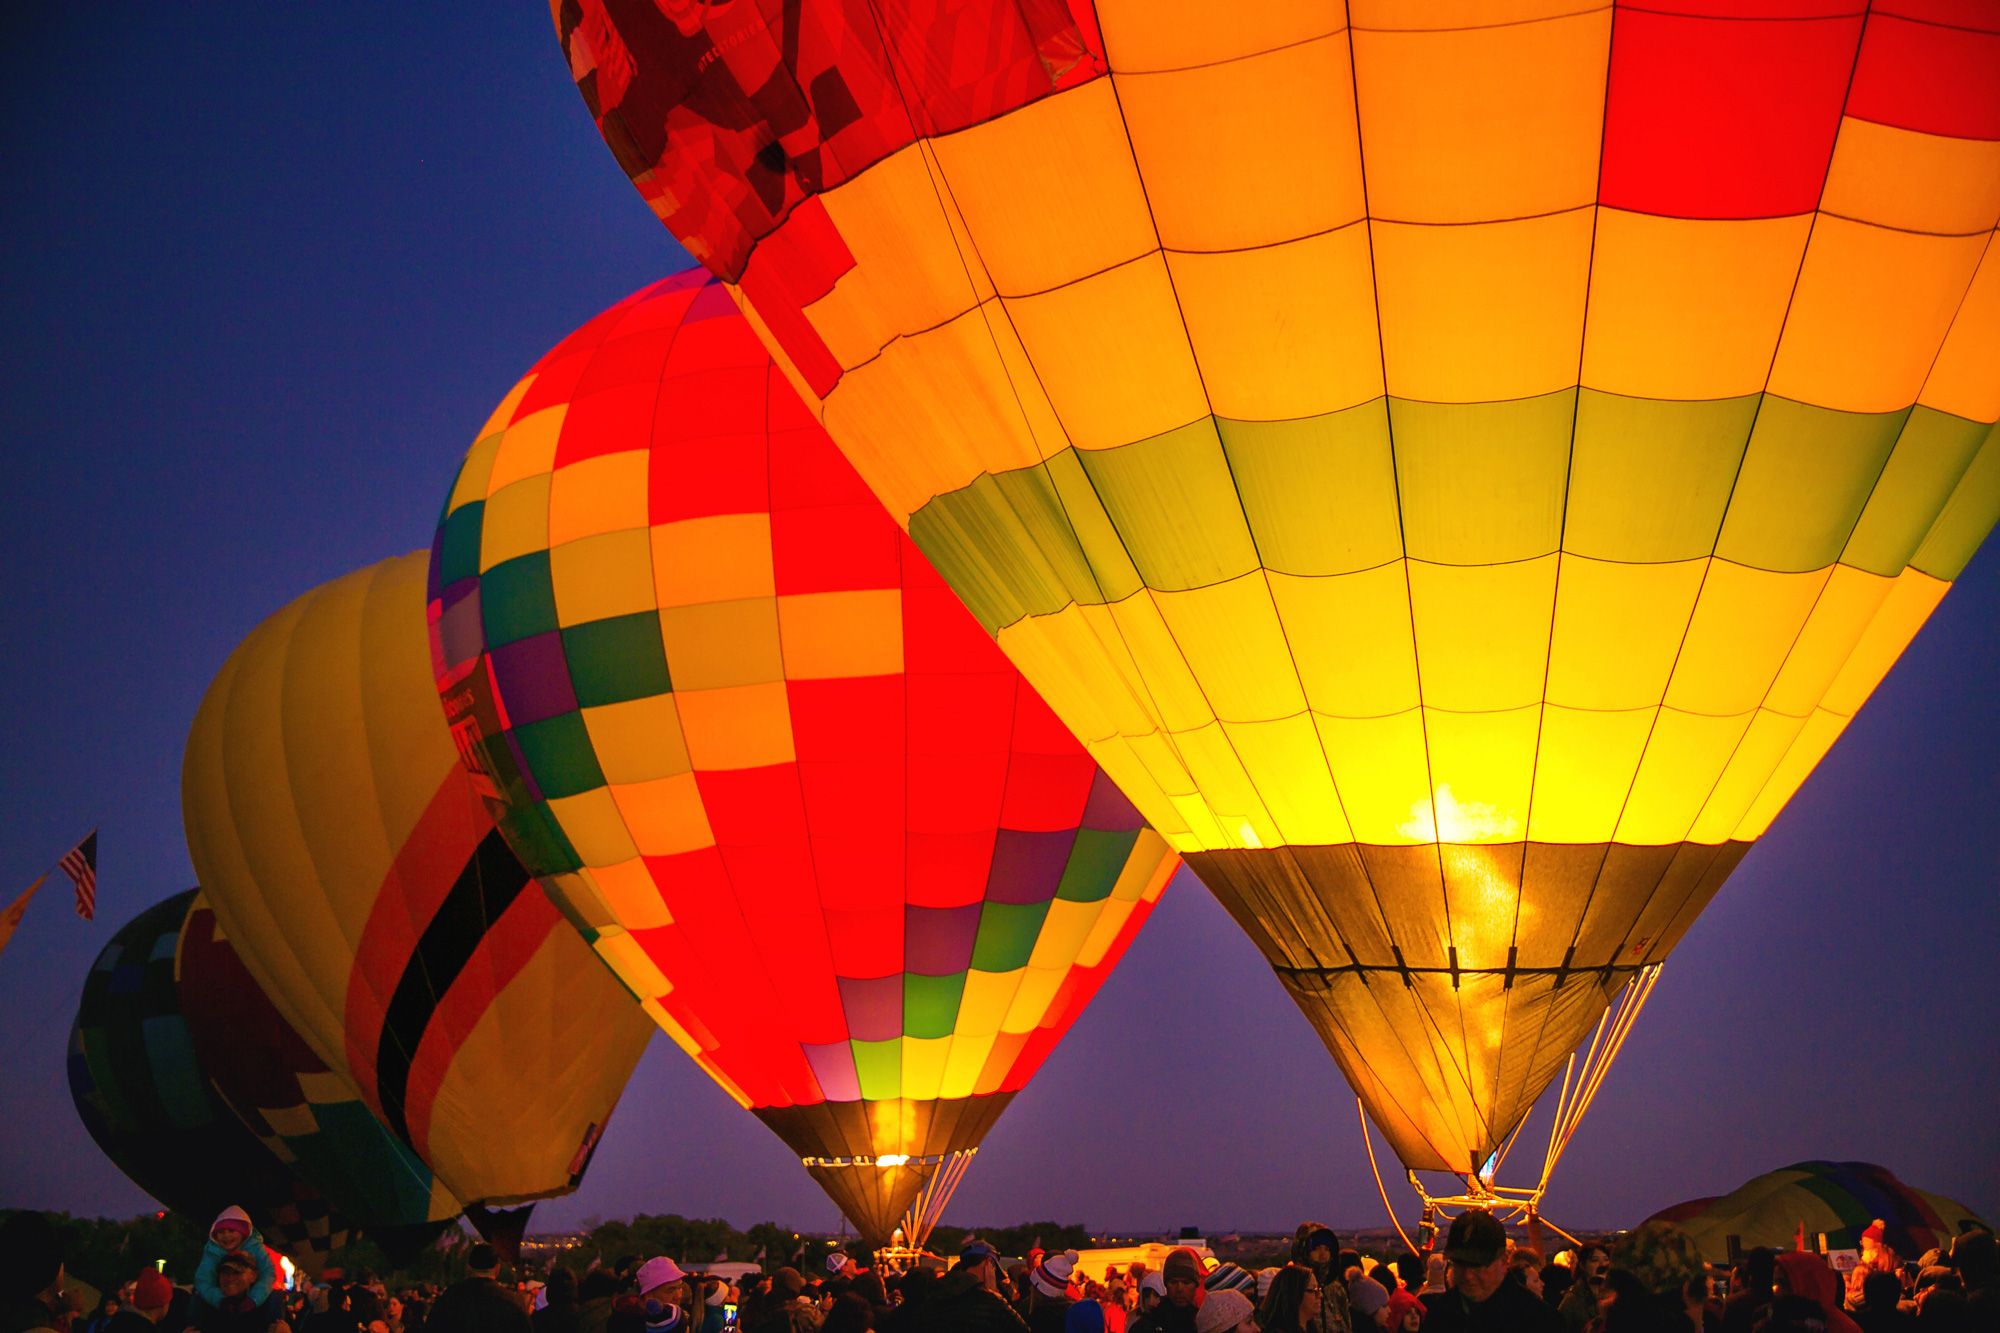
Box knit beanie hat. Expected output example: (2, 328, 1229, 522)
(1165, 1248, 1203, 1285)
(1206, 1263, 1255, 1293)
(1385, 1290, 1428, 1330)
(1140, 1272, 1167, 1298)
(133, 1269, 175, 1311)
(1032, 1250, 1080, 1299)
(1350, 1276, 1391, 1317)
(1195, 1288, 1253, 1333)
(774, 1267, 805, 1297)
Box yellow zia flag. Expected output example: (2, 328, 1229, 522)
(0, 875, 47, 961)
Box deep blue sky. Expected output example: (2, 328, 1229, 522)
(3, 6, 1994, 1239)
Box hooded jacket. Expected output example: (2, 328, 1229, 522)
(1291, 1224, 1350, 1333)
(194, 1208, 278, 1310)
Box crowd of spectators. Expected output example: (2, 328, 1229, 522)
(5, 1203, 1993, 1333)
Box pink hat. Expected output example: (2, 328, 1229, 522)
(638, 1257, 687, 1295)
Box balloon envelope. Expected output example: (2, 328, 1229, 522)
(178, 892, 457, 1253)
(68, 890, 348, 1270)
(428, 271, 1178, 1243)
(558, 2, 2000, 1172)
(1649, 1161, 1991, 1263)
(182, 554, 653, 1211)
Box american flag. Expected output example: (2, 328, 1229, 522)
(59, 830, 97, 921)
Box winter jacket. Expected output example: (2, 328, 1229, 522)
(192, 1291, 289, 1332)
(1419, 1282, 1566, 1333)
(194, 1233, 278, 1309)
(425, 1277, 531, 1333)
(891, 1270, 1028, 1333)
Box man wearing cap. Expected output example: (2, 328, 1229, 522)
(1027, 1251, 1081, 1333)
(425, 1242, 531, 1333)
(892, 1241, 1027, 1332)
(1420, 1213, 1562, 1333)
(0, 1212, 68, 1333)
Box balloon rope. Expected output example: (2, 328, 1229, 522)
(1360, 1097, 1420, 1255)
(1538, 964, 1662, 1190)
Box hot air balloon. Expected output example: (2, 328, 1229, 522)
(427, 271, 1179, 1246)
(554, 1, 2000, 1207)
(69, 891, 348, 1273)
(177, 894, 458, 1263)
(1648, 1162, 1991, 1263)
(182, 553, 654, 1252)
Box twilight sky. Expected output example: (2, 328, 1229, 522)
(3, 5, 1994, 1238)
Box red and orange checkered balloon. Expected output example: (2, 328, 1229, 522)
(428, 272, 1177, 1243)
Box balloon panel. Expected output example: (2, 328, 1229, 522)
(178, 895, 450, 1228)
(560, 4, 2000, 1171)
(182, 555, 653, 1208)
(426, 273, 1177, 1176)
(68, 891, 348, 1267)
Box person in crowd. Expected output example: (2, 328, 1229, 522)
(1503, 1258, 1544, 1304)
(1721, 1249, 1776, 1333)
(1424, 1259, 1451, 1301)
(1384, 1292, 1425, 1333)
(1418, 1211, 1563, 1333)
(1290, 1231, 1348, 1333)
(301, 1281, 360, 1333)
(1069, 1299, 1108, 1333)
(86, 1297, 125, 1333)
(1393, 1262, 1425, 1299)
(890, 1242, 1024, 1333)
(191, 1250, 289, 1333)
(819, 1293, 872, 1333)
(1260, 1265, 1327, 1333)
(750, 1268, 823, 1333)
(1858, 1227, 1901, 1281)
(1949, 1230, 1998, 1329)
(1773, 1253, 1863, 1333)
(1349, 1278, 1391, 1330)
(612, 1256, 700, 1328)
(192, 1211, 277, 1317)
(424, 1244, 530, 1333)
(1541, 1265, 1573, 1314)
(1601, 1219, 1711, 1333)
(1026, 1252, 1081, 1333)
(1131, 1275, 1167, 1330)
(1194, 1289, 1257, 1333)
(535, 1268, 581, 1333)
(107, 1271, 177, 1330)
(345, 1290, 390, 1333)
(1849, 1271, 1914, 1333)
(1560, 1247, 1612, 1333)
(1132, 1250, 1204, 1333)
(0, 1212, 69, 1333)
